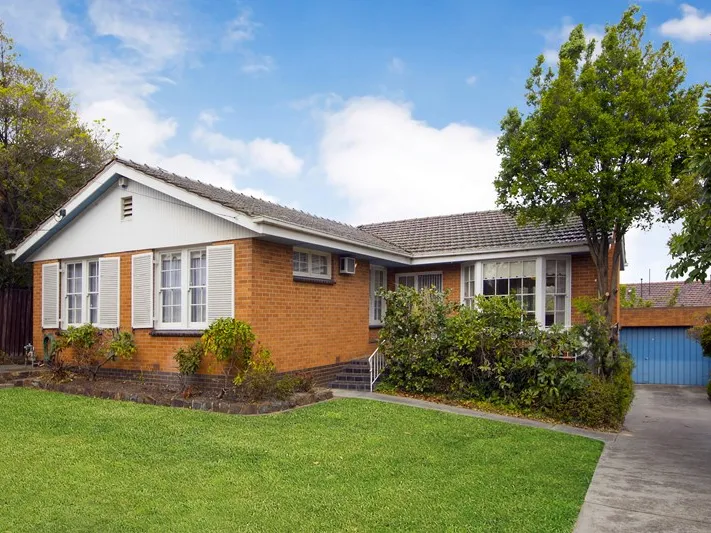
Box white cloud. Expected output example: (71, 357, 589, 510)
(542, 17, 604, 64)
(318, 97, 500, 224)
(659, 4, 711, 42)
(0, 0, 294, 199)
(465, 75, 477, 86)
(241, 53, 275, 74)
(389, 57, 405, 74)
(87, 0, 186, 65)
(193, 120, 304, 178)
(223, 9, 259, 46)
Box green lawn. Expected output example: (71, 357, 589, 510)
(0, 389, 601, 532)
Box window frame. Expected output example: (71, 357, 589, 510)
(394, 271, 444, 292)
(292, 247, 332, 280)
(460, 255, 572, 328)
(154, 247, 208, 331)
(369, 265, 387, 326)
(61, 258, 100, 328)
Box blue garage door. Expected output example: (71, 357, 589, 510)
(621, 327, 711, 386)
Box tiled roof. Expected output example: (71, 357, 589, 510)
(358, 210, 587, 254)
(625, 281, 711, 308)
(116, 158, 407, 254)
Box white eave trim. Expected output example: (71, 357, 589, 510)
(408, 244, 590, 265)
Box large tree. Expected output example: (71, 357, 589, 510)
(495, 6, 701, 334)
(667, 92, 711, 282)
(0, 21, 117, 287)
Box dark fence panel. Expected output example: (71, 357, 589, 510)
(0, 288, 32, 359)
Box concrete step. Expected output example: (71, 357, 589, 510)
(332, 373, 370, 383)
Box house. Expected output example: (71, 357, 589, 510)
(620, 281, 711, 386)
(8, 158, 619, 388)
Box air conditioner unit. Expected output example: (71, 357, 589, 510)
(339, 256, 356, 274)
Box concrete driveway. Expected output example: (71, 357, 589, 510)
(575, 385, 711, 532)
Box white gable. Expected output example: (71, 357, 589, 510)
(29, 179, 256, 261)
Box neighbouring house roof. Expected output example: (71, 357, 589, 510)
(625, 281, 711, 308)
(116, 159, 408, 254)
(359, 210, 587, 254)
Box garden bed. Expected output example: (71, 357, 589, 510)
(29, 375, 332, 415)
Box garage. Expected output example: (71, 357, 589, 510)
(619, 281, 711, 386)
(621, 326, 711, 386)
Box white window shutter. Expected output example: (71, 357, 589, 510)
(41, 263, 60, 329)
(207, 244, 234, 323)
(132, 253, 153, 328)
(98, 257, 120, 328)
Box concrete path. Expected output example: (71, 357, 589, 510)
(332, 389, 614, 442)
(575, 385, 711, 533)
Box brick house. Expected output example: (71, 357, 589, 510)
(8, 158, 619, 386)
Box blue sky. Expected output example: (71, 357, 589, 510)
(1, 1, 710, 282)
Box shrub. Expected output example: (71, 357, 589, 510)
(236, 348, 277, 401)
(378, 286, 458, 393)
(290, 372, 314, 393)
(59, 326, 136, 380)
(202, 318, 255, 392)
(707, 379, 711, 402)
(173, 341, 204, 390)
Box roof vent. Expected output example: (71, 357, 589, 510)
(122, 196, 133, 219)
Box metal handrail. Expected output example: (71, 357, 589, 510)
(368, 346, 385, 392)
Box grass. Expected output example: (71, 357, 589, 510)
(0, 389, 602, 532)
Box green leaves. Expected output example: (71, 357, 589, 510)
(0, 21, 117, 287)
(202, 318, 256, 387)
(496, 6, 702, 315)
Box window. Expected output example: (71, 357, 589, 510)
(545, 259, 568, 327)
(189, 250, 207, 323)
(156, 248, 208, 329)
(160, 252, 182, 324)
(292, 248, 331, 279)
(370, 266, 387, 325)
(122, 196, 133, 219)
(66, 262, 83, 325)
(482, 260, 536, 317)
(395, 272, 443, 292)
(463, 265, 476, 307)
(64, 259, 100, 326)
(88, 261, 99, 324)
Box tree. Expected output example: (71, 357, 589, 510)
(495, 6, 701, 335)
(0, 21, 117, 287)
(667, 92, 711, 282)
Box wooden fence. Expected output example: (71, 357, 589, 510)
(0, 288, 32, 359)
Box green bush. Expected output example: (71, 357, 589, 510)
(173, 341, 204, 390)
(550, 356, 634, 429)
(203, 318, 255, 391)
(236, 348, 277, 401)
(378, 287, 634, 429)
(59, 326, 136, 380)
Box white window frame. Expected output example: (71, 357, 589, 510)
(292, 247, 332, 280)
(61, 258, 100, 328)
(460, 255, 572, 328)
(370, 266, 387, 326)
(395, 271, 444, 292)
(155, 247, 208, 330)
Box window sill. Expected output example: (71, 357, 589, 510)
(293, 276, 335, 285)
(150, 330, 204, 338)
(369, 324, 383, 330)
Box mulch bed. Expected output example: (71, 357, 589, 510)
(27, 375, 333, 415)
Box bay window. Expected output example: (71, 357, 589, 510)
(370, 266, 387, 325)
(462, 256, 571, 327)
(292, 248, 331, 280)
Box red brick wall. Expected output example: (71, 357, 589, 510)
(620, 307, 711, 328)
(32, 238, 371, 376)
(387, 263, 462, 302)
(248, 239, 371, 371)
(570, 252, 620, 325)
